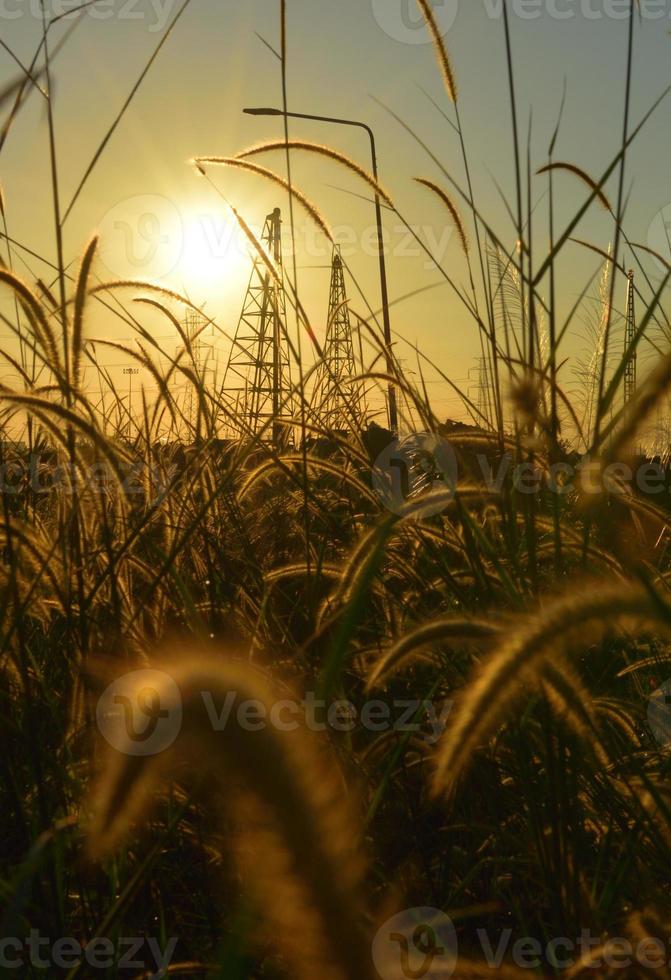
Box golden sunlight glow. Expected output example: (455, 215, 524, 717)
(177, 211, 248, 290)
(97, 197, 250, 301)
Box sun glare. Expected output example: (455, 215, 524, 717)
(177, 212, 248, 291)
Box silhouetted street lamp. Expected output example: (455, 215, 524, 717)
(243, 106, 398, 433)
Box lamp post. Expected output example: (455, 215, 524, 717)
(243, 106, 398, 434)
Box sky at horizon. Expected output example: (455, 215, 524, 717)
(1, 0, 671, 429)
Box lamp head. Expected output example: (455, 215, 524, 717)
(243, 107, 283, 116)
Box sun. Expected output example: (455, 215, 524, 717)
(177, 211, 248, 291)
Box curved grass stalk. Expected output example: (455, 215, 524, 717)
(415, 0, 458, 103)
(537, 162, 611, 211)
(367, 618, 499, 689)
(415, 177, 469, 255)
(432, 581, 661, 796)
(234, 140, 394, 208)
(194, 157, 332, 240)
(88, 654, 373, 980)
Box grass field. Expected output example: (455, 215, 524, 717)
(3, 1, 671, 977)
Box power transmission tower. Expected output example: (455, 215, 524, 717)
(477, 357, 490, 423)
(313, 245, 366, 432)
(624, 269, 636, 407)
(180, 307, 207, 431)
(122, 366, 139, 441)
(468, 357, 491, 428)
(222, 207, 292, 444)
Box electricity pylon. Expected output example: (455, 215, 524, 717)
(468, 357, 492, 429)
(222, 207, 292, 444)
(477, 357, 490, 424)
(624, 269, 636, 407)
(180, 307, 207, 430)
(313, 245, 366, 432)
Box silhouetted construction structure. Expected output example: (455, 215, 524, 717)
(180, 308, 208, 429)
(222, 207, 292, 443)
(476, 356, 491, 425)
(313, 245, 366, 431)
(624, 269, 637, 406)
(469, 356, 492, 429)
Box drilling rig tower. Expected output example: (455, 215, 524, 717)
(313, 245, 366, 432)
(222, 207, 292, 444)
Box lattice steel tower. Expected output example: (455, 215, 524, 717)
(624, 269, 637, 406)
(314, 245, 366, 431)
(180, 307, 207, 430)
(467, 356, 492, 429)
(222, 207, 292, 443)
(477, 356, 491, 425)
